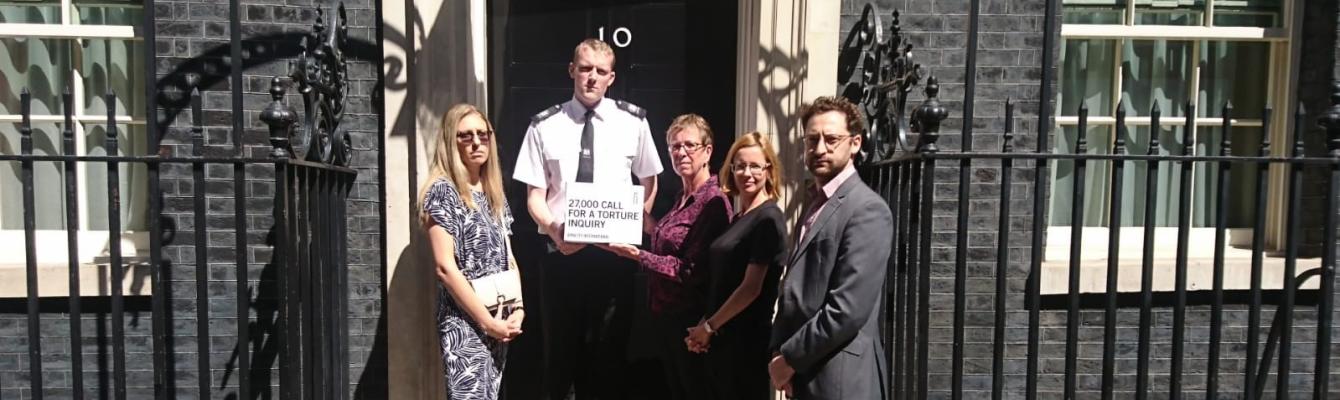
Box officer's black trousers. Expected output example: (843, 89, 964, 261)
(538, 246, 634, 400)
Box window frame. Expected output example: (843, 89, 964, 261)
(0, 0, 148, 272)
(1042, 0, 1304, 293)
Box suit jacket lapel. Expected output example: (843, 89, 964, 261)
(789, 175, 864, 265)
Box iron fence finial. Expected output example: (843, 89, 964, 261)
(1183, 101, 1194, 156)
(190, 88, 203, 156)
(107, 92, 119, 156)
(1294, 103, 1308, 158)
(1114, 100, 1127, 154)
(1076, 104, 1089, 154)
(1148, 102, 1162, 155)
(261, 77, 295, 159)
(62, 87, 74, 150)
(1222, 101, 1234, 157)
(19, 88, 29, 125)
(1319, 81, 1340, 157)
(1002, 98, 1014, 153)
(911, 75, 946, 153)
(19, 89, 31, 155)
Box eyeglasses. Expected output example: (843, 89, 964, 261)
(669, 142, 705, 153)
(803, 133, 852, 149)
(456, 129, 493, 143)
(732, 162, 770, 175)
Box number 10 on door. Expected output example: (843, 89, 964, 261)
(597, 26, 632, 48)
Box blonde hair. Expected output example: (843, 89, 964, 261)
(418, 104, 507, 221)
(573, 38, 616, 66)
(720, 132, 782, 199)
(666, 113, 713, 146)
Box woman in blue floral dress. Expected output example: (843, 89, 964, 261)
(420, 103, 524, 399)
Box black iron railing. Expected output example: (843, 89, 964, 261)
(850, 1, 1339, 399)
(866, 86, 1339, 399)
(2, 3, 356, 397)
(3, 78, 354, 400)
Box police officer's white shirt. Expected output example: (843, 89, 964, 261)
(513, 97, 664, 233)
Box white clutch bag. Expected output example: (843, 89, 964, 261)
(469, 268, 522, 316)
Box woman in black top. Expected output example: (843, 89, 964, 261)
(687, 132, 787, 400)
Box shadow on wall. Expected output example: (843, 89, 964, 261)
(756, 44, 810, 218)
(382, 0, 487, 142)
(380, 0, 489, 399)
(154, 36, 380, 138)
(217, 226, 284, 400)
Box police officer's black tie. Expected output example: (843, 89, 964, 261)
(576, 107, 595, 183)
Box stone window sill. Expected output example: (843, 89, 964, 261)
(1040, 251, 1321, 295)
(0, 259, 152, 298)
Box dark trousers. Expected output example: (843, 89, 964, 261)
(539, 245, 634, 400)
(653, 312, 711, 400)
(703, 322, 773, 400)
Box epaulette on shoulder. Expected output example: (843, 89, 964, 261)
(530, 104, 563, 124)
(615, 100, 647, 119)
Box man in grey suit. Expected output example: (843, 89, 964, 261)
(769, 96, 892, 400)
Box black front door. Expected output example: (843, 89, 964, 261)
(488, 1, 736, 398)
(490, 0, 737, 227)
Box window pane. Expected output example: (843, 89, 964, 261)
(82, 39, 145, 119)
(0, 0, 60, 24)
(1064, 9, 1124, 24)
(1050, 125, 1114, 227)
(1213, 0, 1281, 28)
(83, 124, 147, 231)
(1060, 39, 1117, 117)
(1062, 0, 1126, 24)
(0, 122, 68, 230)
(1135, 10, 1202, 25)
(1117, 125, 1187, 227)
(1135, 0, 1205, 25)
(0, 38, 71, 116)
(73, 0, 142, 25)
(1199, 41, 1270, 118)
(1122, 39, 1193, 117)
(1193, 125, 1262, 228)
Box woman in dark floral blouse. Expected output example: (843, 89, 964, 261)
(602, 113, 732, 400)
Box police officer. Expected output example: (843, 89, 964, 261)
(512, 38, 663, 400)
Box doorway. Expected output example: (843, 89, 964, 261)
(488, 0, 737, 398)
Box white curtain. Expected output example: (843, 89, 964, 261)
(83, 37, 148, 231)
(1052, 38, 1269, 228)
(1193, 41, 1268, 228)
(0, 3, 147, 231)
(0, 4, 69, 230)
(1051, 37, 1116, 227)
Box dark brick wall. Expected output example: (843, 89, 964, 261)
(1297, 0, 1339, 260)
(841, 0, 1340, 398)
(152, 0, 383, 397)
(0, 0, 383, 398)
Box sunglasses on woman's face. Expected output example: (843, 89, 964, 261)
(456, 129, 493, 143)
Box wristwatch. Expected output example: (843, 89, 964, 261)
(702, 320, 718, 335)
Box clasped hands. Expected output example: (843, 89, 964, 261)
(481, 308, 525, 342)
(682, 323, 796, 398)
(683, 319, 712, 353)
